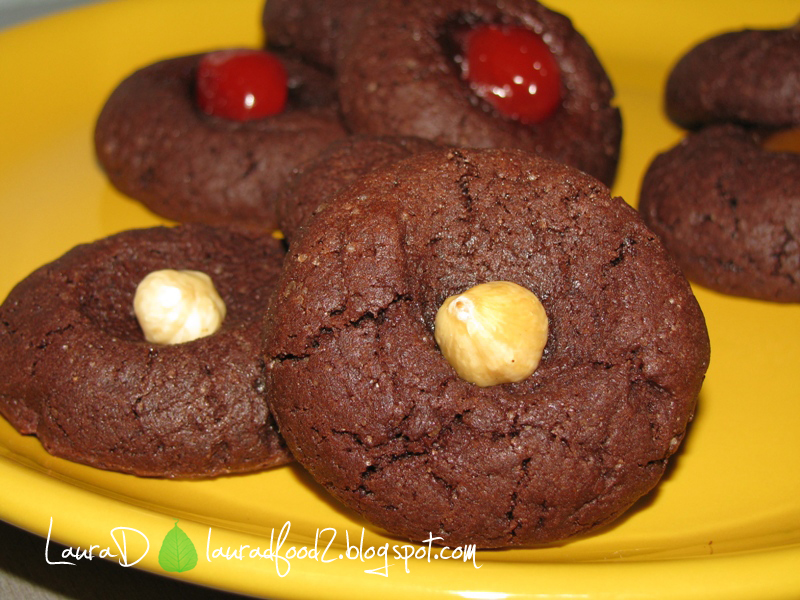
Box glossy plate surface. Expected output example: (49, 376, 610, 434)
(1, 1, 799, 598)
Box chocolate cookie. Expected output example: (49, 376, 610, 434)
(639, 124, 800, 302)
(94, 51, 347, 229)
(264, 148, 710, 547)
(275, 135, 440, 241)
(336, 0, 622, 187)
(665, 24, 800, 129)
(0, 224, 292, 478)
(262, 0, 372, 71)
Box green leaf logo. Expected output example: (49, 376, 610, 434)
(158, 520, 198, 573)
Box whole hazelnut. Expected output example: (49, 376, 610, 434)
(133, 269, 226, 345)
(433, 281, 548, 387)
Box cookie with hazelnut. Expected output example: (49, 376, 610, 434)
(94, 50, 347, 230)
(264, 147, 710, 547)
(335, 0, 622, 187)
(0, 224, 292, 478)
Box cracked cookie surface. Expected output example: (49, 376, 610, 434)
(0, 224, 292, 477)
(264, 147, 710, 547)
(640, 124, 800, 302)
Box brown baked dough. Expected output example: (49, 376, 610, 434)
(665, 25, 800, 129)
(94, 52, 347, 229)
(639, 124, 800, 302)
(336, 0, 622, 187)
(262, 0, 372, 71)
(275, 135, 441, 242)
(0, 224, 292, 478)
(264, 147, 710, 547)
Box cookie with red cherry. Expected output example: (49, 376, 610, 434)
(95, 48, 347, 229)
(334, 0, 622, 187)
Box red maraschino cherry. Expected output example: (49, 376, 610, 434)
(462, 25, 561, 124)
(196, 49, 288, 121)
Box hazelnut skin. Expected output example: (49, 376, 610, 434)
(434, 281, 548, 387)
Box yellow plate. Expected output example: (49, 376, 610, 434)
(1, 1, 800, 598)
